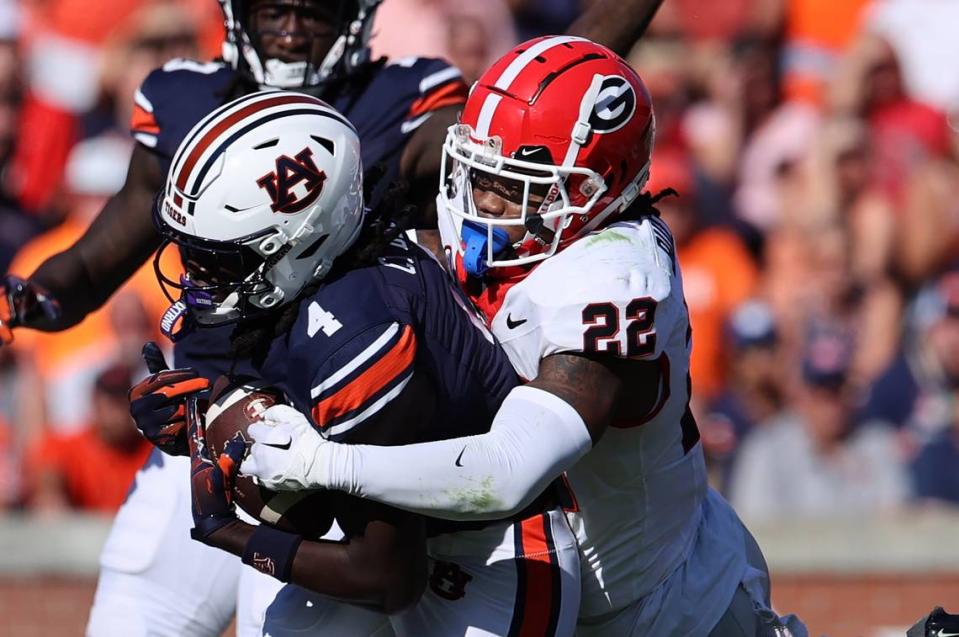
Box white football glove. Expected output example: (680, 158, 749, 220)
(241, 404, 331, 491)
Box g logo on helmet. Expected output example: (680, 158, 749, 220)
(256, 147, 327, 214)
(588, 75, 636, 134)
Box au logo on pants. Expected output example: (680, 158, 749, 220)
(429, 560, 473, 601)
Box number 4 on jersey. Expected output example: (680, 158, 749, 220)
(308, 302, 342, 338)
(582, 297, 656, 357)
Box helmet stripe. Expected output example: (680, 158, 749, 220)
(492, 36, 586, 90)
(189, 107, 349, 202)
(175, 94, 323, 194)
(475, 36, 586, 140)
(474, 94, 503, 139)
(171, 90, 280, 180)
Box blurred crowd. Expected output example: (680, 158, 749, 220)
(636, 0, 959, 521)
(0, 0, 957, 521)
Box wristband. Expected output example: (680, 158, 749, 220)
(241, 524, 303, 582)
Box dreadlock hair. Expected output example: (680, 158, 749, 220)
(338, 172, 417, 269)
(228, 164, 417, 368)
(618, 187, 679, 222)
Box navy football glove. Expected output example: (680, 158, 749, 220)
(186, 394, 247, 542)
(0, 275, 61, 345)
(129, 341, 210, 456)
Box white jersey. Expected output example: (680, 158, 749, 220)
(484, 219, 713, 619)
(436, 209, 806, 635)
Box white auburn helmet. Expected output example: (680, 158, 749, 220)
(154, 90, 363, 335)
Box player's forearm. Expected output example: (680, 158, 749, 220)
(567, 0, 665, 57)
(23, 144, 163, 332)
(322, 386, 592, 520)
(27, 250, 104, 330)
(293, 528, 425, 614)
(26, 187, 161, 330)
(204, 520, 424, 613)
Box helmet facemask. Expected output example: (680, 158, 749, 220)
(440, 124, 608, 278)
(220, 0, 380, 90)
(153, 229, 276, 329)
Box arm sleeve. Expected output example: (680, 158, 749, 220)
(319, 385, 592, 520)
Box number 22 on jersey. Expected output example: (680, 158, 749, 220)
(582, 297, 657, 357)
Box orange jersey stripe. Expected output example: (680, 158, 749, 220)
(312, 325, 417, 427)
(408, 81, 469, 119)
(515, 515, 556, 637)
(130, 103, 160, 135)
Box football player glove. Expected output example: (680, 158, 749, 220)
(0, 274, 61, 345)
(187, 394, 247, 542)
(243, 405, 330, 491)
(129, 341, 210, 456)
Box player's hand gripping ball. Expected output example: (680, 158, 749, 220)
(204, 376, 334, 539)
(187, 394, 244, 542)
(242, 404, 332, 492)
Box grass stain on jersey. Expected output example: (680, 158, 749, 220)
(446, 477, 502, 513)
(586, 230, 632, 246)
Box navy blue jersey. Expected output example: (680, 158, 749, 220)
(251, 237, 565, 536)
(254, 235, 518, 444)
(132, 57, 468, 378)
(132, 57, 467, 177)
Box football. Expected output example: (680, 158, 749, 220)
(204, 375, 334, 539)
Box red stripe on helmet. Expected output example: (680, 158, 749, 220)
(175, 94, 321, 194)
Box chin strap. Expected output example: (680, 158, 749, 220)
(159, 300, 194, 342)
(159, 275, 215, 342)
(460, 220, 512, 278)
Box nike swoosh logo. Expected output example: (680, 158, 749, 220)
(454, 446, 467, 467)
(935, 631, 959, 637)
(505, 314, 527, 330)
(518, 147, 539, 157)
(262, 439, 292, 451)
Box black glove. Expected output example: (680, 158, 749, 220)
(129, 341, 210, 456)
(0, 274, 61, 345)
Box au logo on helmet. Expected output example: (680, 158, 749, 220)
(256, 147, 328, 214)
(589, 75, 636, 134)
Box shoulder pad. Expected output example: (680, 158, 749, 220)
(379, 57, 468, 123)
(289, 267, 398, 349)
(305, 319, 417, 442)
(525, 221, 676, 308)
(130, 59, 233, 155)
(282, 269, 417, 441)
(493, 221, 688, 377)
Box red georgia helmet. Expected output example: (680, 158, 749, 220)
(439, 35, 655, 278)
